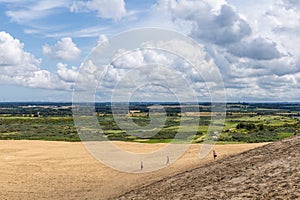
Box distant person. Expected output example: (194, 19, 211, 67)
(141, 161, 143, 170)
(166, 156, 169, 165)
(213, 150, 217, 160)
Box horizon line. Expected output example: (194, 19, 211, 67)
(0, 101, 300, 104)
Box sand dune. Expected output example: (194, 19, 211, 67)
(0, 140, 267, 199)
(119, 136, 300, 199)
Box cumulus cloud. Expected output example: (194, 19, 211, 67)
(24, 70, 68, 90)
(74, 60, 103, 93)
(150, 0, 300, 101)
(257, 74, 297, 90)
(1, 0, 299, 101)
(70, 0, 126, 20)
(87, 44, 220, 101)
(0, 31, 75, 90)
(112, 50, 145, 69)
(0, 31, 40, 69)
(197, 4, 251, 45)
(154, 1, 251, 45)
(283, 0, 300, 10)
(56, 62, 78, 82)
(97, 34, 108, 45)
(111, 49, 176, 70)
(43, 37, 81, 61)
(228, 37, 282, 60)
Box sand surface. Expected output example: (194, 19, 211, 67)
(120, 136, 300, 199)
(0, 140, 267, 199)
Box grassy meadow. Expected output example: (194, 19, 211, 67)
(0, 112, 299, 143)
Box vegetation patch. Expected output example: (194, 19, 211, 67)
(0, 102, 299, 143)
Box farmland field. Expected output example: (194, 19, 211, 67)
(0, 102, 299, 143)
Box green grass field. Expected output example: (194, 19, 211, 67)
(0, 114, 299, 143)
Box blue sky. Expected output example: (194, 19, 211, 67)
(0, 0, 299, 102)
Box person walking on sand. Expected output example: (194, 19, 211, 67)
(141, 161, 143, 170)
(166, 156, 169, 165)
(213, 150, 217, 160)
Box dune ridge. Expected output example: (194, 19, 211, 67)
(119, 136, 300, 199)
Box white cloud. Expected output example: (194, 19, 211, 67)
(38, 25, 110, 39)
(43, 37, 81, 61)
(1, 0, 299, 101)
(194, 4, 251, 45)
(24, 70, 68, 90)
(112, 50, 145, 69)
(70, 0, 126, 21)
(153, 0, 251, 45)
(86, 45, 219, 101)
(0, 31, 40, 70)
(283, 0, 300, 10)
(228, 37, 282, 60)
(56, 62, 78, 82)
(147, 0, 300, 101)
(0, 31, 75, 91)
(97, 34, 108, 45)
(266, 1, 300, 57)
(4, 0, 70, 23)
(75, 60, 102, 92)
(71, 0, 300, 102)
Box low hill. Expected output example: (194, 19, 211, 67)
(119, 136, 300, 199)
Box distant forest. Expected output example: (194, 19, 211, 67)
(0, 102, 299, 117)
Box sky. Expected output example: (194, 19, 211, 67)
(0, 0, 299, 102)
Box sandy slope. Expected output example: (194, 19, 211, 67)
(0, 140, 266, 199)
(119, 136, 300, 199)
